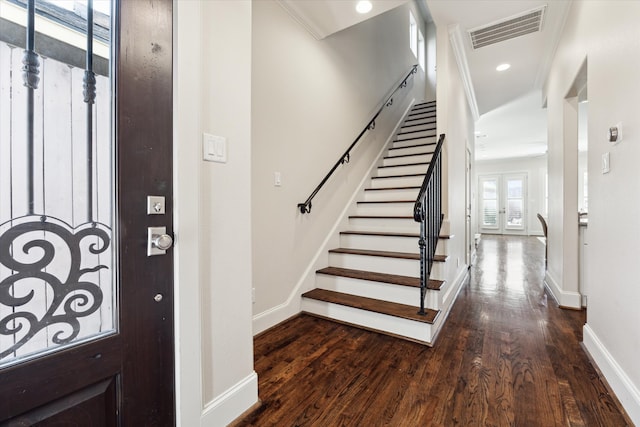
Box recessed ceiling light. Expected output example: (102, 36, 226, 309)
(496, 63, 511, 72)
(356, 1, 373, 14)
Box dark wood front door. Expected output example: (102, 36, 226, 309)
(0, 0, 174, 424)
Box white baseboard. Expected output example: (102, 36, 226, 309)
(583, 324, 640, 425)
(430, 265, 468, 344)
(252, 99, 416, 336)
(201, 372, 258, 427)
(544, 270, 581, 308)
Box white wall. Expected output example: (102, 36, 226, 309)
(475, 155, 547, 236)
(251, 1, 429, 333)
(425, 20, 437, 100)
(435, 22, 475, 280)
(174, 1, 257, 426)
(544, 1, 640, 423)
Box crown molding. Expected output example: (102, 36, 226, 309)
(448, 24, 480, 121)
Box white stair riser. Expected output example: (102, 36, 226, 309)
(348, 217, 420, 231)
(429, 261, 446, 279)
(396, 130, 436, 141)
(301, 298, 434, 344)
(376, 164, 427, 177)
(402, 119, 435, 129)
(435, 239, 449, 256)
(363, 188, 419, 201)
(340, 234, 419, 253)
(355, 203, 413, 216)
(406, 112, 436, 121)
(392, 138, 437, 149)
(410, 105, 436, 113)
(399, 122, 436, 133)
(388, 145, 435, 157)
(383, 153, 433, 166)
(315, 275, 420, 306)
(328, 252, 419, 276)
(370, 176, 424, 188)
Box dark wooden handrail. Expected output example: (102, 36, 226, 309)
(414, 133, 445, 315)
(297, 64, 419, 214)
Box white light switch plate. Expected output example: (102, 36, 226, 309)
(203, 133, 227, 163)
(602, 152, 610, 174)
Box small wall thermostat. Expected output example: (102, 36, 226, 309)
(608, 123, 622, 144)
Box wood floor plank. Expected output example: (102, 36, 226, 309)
(235, 236, 633, 427)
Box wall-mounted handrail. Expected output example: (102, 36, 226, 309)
(297, 64, 418, 214)
(414, 133, 445, 315)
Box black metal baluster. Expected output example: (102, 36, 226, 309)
(414, 133, 445, 315)
(22, 0, 39, 215)
(418, 196, 426, 315)
(84, 0, 96, 222)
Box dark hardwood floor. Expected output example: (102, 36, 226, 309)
(235, 235, 631, 426)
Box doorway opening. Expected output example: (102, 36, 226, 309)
(479, 173, 528, 235)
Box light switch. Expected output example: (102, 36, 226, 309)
(203, 133, 227, 163)
(602, 152, 610, 174)
(274, 172, 282, 187)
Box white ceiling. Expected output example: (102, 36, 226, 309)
(278, 0, 408, 40)
(427, 0, 571, 161)
(427, 0, 570, 115)
(276, 0, 572, 161)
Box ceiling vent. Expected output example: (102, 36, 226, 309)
(468, 6, 546, 50)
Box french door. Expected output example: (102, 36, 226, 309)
(479, 173, 527, 235)
(0, 0, 174, 424)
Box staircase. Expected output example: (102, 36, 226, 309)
(301, 101, 452, 345)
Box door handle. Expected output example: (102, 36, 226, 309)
(147, 226, 174, 256)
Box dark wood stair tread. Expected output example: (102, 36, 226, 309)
(378, 162, 429, 169)
(393, 135, 436, 142)
(389, 143, 436, 151)
(401, 120, 436, 129)
(302, 288, 439, 324)
(317, 267, 444, 290)
(349, 215, 413, 219)
(328, 248, 448, 263)
(398, 127, 436, 136)
(409, 109, 435, 115)
(329, 248, 419, 259)
(372, 173, 425, 180)
(405, 114, 436, 121)
(364, 186, 420, 191)
(340, 230, 452, 239)
(357, 200, 414, 204)
(384, 152, 433, 160)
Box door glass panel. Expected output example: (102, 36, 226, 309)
(483, 200, 498, 226)
(507, 199, 523, 226)
(505, 178, 524, 229)
(483, 179, 496, 199)
(481, 179, 498, 228)
(0, 0, 114, 367)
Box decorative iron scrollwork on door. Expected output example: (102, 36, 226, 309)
(0, 217, 109, 359)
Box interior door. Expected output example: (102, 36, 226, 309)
(479, 173, 527, 235)
(465, 147, 472, 266)
(0, 0, 174, 424)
